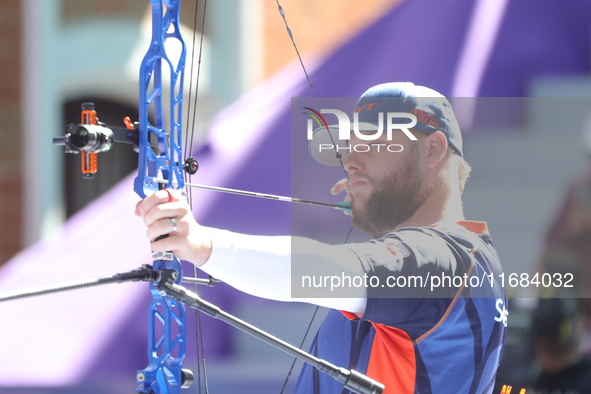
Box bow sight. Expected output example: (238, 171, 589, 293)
(54, 102, 199, 180)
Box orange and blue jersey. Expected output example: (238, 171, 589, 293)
(294, 221, 507, 393)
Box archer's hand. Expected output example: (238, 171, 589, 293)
(331, 178, 352, 216)
(135, 189, 212, 266)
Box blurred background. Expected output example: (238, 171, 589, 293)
(2, 0, 591, 392)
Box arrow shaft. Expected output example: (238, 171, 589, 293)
(185, 182, 350, 211)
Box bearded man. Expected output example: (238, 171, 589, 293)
(135, 82, 507, 393)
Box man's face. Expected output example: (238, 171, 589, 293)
(344, 132, 427, 237)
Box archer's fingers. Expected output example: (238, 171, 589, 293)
(146, 216, 185, 242)
(331, 178, 349, 195)
(142, 201, 192, 228)
(135, 189, 182, 217)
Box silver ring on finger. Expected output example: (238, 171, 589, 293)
(170, 217, 177, 233)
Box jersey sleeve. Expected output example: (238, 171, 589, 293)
(201, 228, 368, 313)
(345, 228, 468, 334)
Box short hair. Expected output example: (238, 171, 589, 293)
(448, 149, 471, 193)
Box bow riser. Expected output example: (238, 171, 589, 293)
(134, 1, 190, 393)
(134, 0, 186, 199)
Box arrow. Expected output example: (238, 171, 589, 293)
(185, 182, 352, 212)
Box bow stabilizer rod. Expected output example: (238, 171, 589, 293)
(158, 271, 384, 394)
(0, 266, 160, 303)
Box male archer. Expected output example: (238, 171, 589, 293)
(135, 82, 507, 393)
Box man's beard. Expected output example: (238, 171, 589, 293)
(351, 149, 425, 237)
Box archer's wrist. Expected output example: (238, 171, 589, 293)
(192, 228, 235, 273)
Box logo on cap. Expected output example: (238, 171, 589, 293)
(356, 102, 379, 113)
(410, 109, 440, 129)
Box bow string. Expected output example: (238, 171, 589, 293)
(272, 2, 354, 392)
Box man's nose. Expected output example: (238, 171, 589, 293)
(343, 147, 361, 172)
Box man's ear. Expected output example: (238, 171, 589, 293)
(424, 131, 448, 169)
